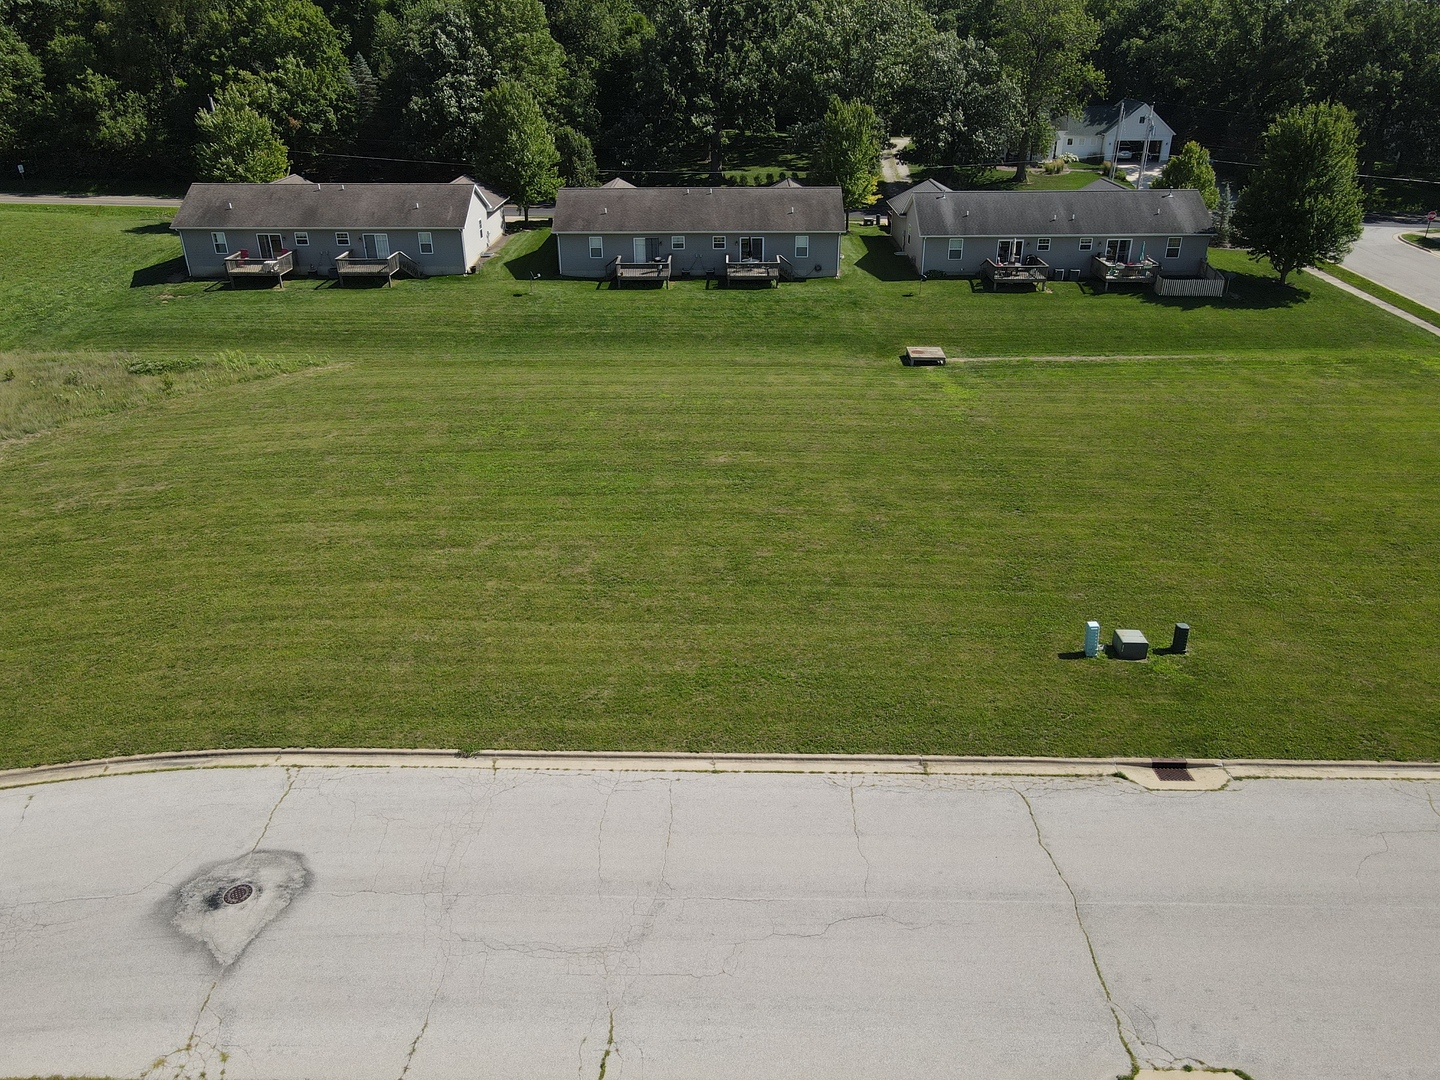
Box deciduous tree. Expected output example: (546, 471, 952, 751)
(997, 0, 1101, 183)
(193, 84, 290, 182)
(1234, 102, 1364, 284)
(810, 94, 881, 208)
(894, 31, 1019, 167)
(475, 80, 560, 218)
(1151, 140, 1218, 209)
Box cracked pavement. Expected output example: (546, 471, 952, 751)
(2, 768, 1438, 1079)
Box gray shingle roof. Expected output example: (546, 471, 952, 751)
(1057, 99, 1169, 138)
(904, 188, 1212, 237)
(601, 177, 636, 188)
(885, 178, 953, 216)
(172, 178, 507, 230)
(552, 185, 845, 234)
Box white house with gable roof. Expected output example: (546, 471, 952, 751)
(1051, 100, 1175, 164)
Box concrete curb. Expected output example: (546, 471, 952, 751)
(2, 747, 1439, 791)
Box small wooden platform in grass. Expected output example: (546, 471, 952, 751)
(903, 346, 947, 366)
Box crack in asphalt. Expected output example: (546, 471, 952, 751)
(849, 781, 873, 899)
(250, 768, 299, 853)
(1014, 784, 1139, 1076)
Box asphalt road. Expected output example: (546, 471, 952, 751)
(1342, 221, 1440, 310)
(2, 768, 1437, 1079)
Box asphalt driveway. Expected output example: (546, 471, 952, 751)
(1341, 221, 1440, 310)
(2, 767, 1437, 1079)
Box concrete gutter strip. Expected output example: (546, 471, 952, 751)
(2, 747, 1439, 790)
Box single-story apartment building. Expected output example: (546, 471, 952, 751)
(171, 174, 509, 279)
(1051, 99, 1175, 164)
(550, 182, 846, 279)
(886, 181, 1213, 279)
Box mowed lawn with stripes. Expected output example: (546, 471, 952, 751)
(1, 205, 1438, 768)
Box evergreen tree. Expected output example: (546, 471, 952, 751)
(1214, 182, 1234, 247)
(475, 80, 560, 219)
(811, 95, 882, 209)
(1234, 103, 1364, 284)
(194, 85, 290, 182)
(1151, 140, 1219, 209)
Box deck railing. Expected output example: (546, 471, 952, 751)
(224, 249, 293, 284)
(609, 254, 673, 284)
(980, 257, 1049, 289)
(1091, 254, 1161, 288)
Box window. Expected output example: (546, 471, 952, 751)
(1105, 238, 1132, 262)
(1078, 237, 1093, 251)
(1037, 237, 1051, 251)
(794, 235, 809, 258)
(293, 232, 309, 246)
(418, 231, 434, 254)
(589, 236, 603, 258)
(713, 235, 726, 249)
(671, 236, 685, 250)
(1165, 236, 1182, 259)
(1066, 138, 1073, 145)
(947, 238, 964, 260)
(211, 231, 227, 253)
(335, 232, 350, 248)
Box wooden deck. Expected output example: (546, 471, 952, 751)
(335, 251, 426, 287)
(723, 254, 797, 286)
(980, 257, 1049, 290)
(609, 254, 672, 285)
(224, 250, 292, 287)
(1091, 255, 1160, 290)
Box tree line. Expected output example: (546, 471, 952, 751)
(1, 0, 1437, 200)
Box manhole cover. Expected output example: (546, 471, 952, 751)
(1152, 760, 1193, 782)
(222, 883, 254, 906)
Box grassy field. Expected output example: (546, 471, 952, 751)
(1319, 262, 1440, 330)
(0, 205, 1438, 768)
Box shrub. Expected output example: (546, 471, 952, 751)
(2, 369, 13, 382)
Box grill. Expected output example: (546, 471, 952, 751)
(1152, 760, 1193, 782)
(222, 883, 254, 906)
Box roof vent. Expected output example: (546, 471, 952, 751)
(964, 209, 970, 216)
(1162, 192, 1174, 198)
(1051, 213, 1057, 220)
(789, 206, 795, 213)
(601, 207, 608, 214)
(413, 202, 420, 209)
(315, 182, 321, 191)
(339, 184, 345, 191)
(226, 201, 233, 210)
(708, 187, 713, 195)
(1070, 213, 1076, 221)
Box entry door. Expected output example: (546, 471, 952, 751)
(257, 233, 284, 258)
(363, 233, 390, 259)
(740, 236, 764, 261)
(996, 238, 1023, 263)
(1105, 238, 1132, 263)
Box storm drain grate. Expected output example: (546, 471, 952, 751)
(1151, 760, 1193, 782)
(222, 883, 254, 906)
